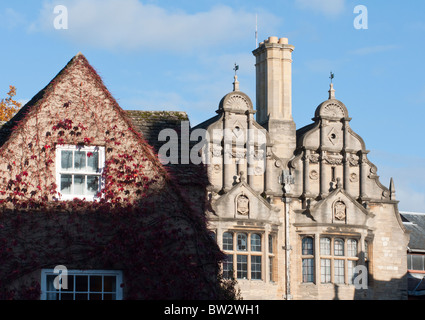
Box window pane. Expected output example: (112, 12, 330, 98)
(237, 255, 248, 279)
(334, 239, 344, 256)
(61, 151, 73, 170)
(412, 255, 424, 271)
(302, 237, 314, 255)
(223, 232, 233, 251)
(302, 258, 314, 283)
(407, 254, 412, 270)
(269, 257, 274, 282)
(104, 276, 116, 292)
(251, 256, 262, 280)
(251, 234, 261, 252)
(237, 233, 247, 251)
(87, 176, 99, 196)
(321, 259, 331, 283)
(62, 275, 74, 291)
(334, 260, 345, 284)
(76, 275, 88, 291)
(364, 241, 369, 261)
(74, 175, 85, 195)
(347, 260, 357, 284)
(74, 151, 86, 171)
(320, 238, 331, 255)
(268, 235, 274, 254)
(90, 276, 103, 292)
(223, 254, 234, 279)
(87, 151, 99, 172)
(60, 174, 72, 195)
(347, 239, 358, 257)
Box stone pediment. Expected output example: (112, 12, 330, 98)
(212, 181, 278, 221)
(305, 187, 373, 225)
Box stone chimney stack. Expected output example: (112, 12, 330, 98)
(253, 36, 296, 162)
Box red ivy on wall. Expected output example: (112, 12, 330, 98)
(0, 54, 232, 300)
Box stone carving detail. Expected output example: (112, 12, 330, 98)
(349, 172, 358, 182)
(212, 145, 222, 157)
(233, 148, 246, 159)
(309, 170, 319, 180)
(237, 194, 249, 216)
(334, 201, 346, 221)
(309, 153, 320, 164)
(327, 128, 338, 145)
(321, 103, 345, 118)
(325, 154, 343, 165)
(348, 154, 360, 167)
(225, 94, 250, 111)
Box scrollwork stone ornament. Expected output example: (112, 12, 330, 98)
(325, 154, 343, 165)
(309, 170, 319, 180)
(349, 172, 359, 182)
(321, 103, 345, 119)
(224, 94, 250, 111)
(309, 153, 320, 164)
(348, 154, 360, 167)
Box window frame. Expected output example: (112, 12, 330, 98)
(301, 236, 315, 283)
(221, 231, 267, 282)
(318, 236, 360, 285)
(40, 269, 123, 300)
(55, 145, 105, 201)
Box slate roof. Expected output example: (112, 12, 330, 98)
(126, 110, 208, 186)
(400, 212, 425, 251)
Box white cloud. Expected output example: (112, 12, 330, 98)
(0, 8, 26, 29)
(30, 0, 278, 53)
(295, 0, 346, 16)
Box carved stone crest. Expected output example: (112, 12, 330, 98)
(334, 201, 346, 221)
(237, 194, 249, 216)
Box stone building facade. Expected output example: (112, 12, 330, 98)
(195, 36, 409, 300)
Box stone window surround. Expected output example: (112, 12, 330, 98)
(300, 232, 371, 286)
(215, 228, 277, 283)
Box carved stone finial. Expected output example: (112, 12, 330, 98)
(336, 177, 342, 189)
(233, 75, 240, 91)
(239, 171, 245, 182)
(329, 83, 336, 99)
(389, 177, 396, 200)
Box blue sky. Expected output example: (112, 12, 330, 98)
(0, 0, 424, 211)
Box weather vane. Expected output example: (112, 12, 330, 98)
(234, 63, 239, 76)
(330, 71, 335, 84)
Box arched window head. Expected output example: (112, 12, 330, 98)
(302, 237, 314, 256)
